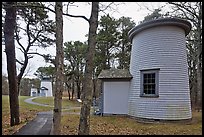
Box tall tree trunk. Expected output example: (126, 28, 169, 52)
(192, 60, 197, 109)
(196, 33, 202, 111)
(197, 62, 202, 111)
(4, 2, 20, 126)
(65, 82, 71, 100)
(196, 3, 202, 111)
(72, 80, 75, 99)
(78, 2, 99, 135)
(76, 80, 81, 99)
(52, 2, 64, 135)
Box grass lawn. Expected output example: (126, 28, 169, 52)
(2, 95, 202, 135)
(32, 96, 81, 108)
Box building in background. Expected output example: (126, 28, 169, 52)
(39, 77, 53, 97)
(30, 86, 38, 97)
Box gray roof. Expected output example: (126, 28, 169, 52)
(128, 17, 192, 41)
(40, 86, 48, 90)
(98, 69, 133, 79)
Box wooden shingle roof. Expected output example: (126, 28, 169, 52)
(98, 69, 133, 80)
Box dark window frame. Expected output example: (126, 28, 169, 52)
(140, 68, 160, 97)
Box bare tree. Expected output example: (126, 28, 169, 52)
(78, 2, 99, 135)
(14, 2, 55, 95)
(168, 2, 202, 111)
(52, 2, 64, 135)
(3, 2, 20, 126)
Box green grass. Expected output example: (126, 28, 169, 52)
(32, 96, 54, 106)
(32, 96, 81, 108)
(19, 96, 53, 111)
(62, 108, 81, 113)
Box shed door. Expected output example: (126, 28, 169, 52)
(32, 91, 37, 97)
(103, 81, 129, 114)
(41, 90, 46, 96)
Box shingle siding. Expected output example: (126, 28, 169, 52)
(128, 25, 192, 120)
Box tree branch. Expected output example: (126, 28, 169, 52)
(27, 52, 56, 66)
(169, 2, 199, 19)
(15, 28, 26, 52)
(99, 2, 114, 12)
(16, 59, 24, 65)
(26, 21, 31, 52)
(30, 29, 43, 45)
(9, 2, 90, 23)
(27, 52, 45, 56)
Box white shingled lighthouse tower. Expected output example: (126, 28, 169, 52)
(40, 77, 53, 97)
(128, 18, 192, 121)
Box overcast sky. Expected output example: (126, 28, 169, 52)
(2, 2, 167, 78)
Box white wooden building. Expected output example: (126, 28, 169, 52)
(98, 69, 132, 115)
(98, 18, 192, 121)
(30, 87, 38, 97)
(39, 77, 53, 97)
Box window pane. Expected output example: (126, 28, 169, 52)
(148, 85, 151, 90)
(148, 78, 151, 83)
(144, 78, 147, 84)
(152, 73, 155, 78)
(152, 78, 155, 83)
(144, 84, 148, 90)
(152, 89, 155, 94)
(148, 74, 151, 79)
(152, 84, 155, 90)
(144, 89, 148, 94)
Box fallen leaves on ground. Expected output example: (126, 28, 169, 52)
(60, 111, 202, 135)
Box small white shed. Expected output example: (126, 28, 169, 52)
(30, 87, 38, 97)
(40, 77, 53, 97)
(98, 69, 132, 115)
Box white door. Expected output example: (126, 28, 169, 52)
(103, 81, 129, 114)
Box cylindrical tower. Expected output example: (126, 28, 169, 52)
(40, 76, 53, 97)
(128, 18, 192, 120)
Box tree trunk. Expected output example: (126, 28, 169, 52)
(65, 82, 71, 100)
(52, 2, 64, 135)
(197, 64, 202, 111)
(196, 4, 202, 111)
(17, 56, 29, 95)
(92, 78, 97, 100)
(4, 2, 20, 126)
(78, 2, 99, 135)
(72, 80, 75, 99)
(192, 60, 197, 109)
(76, 80, 81, 99)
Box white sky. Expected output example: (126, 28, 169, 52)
(2, 2, 167, 78)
